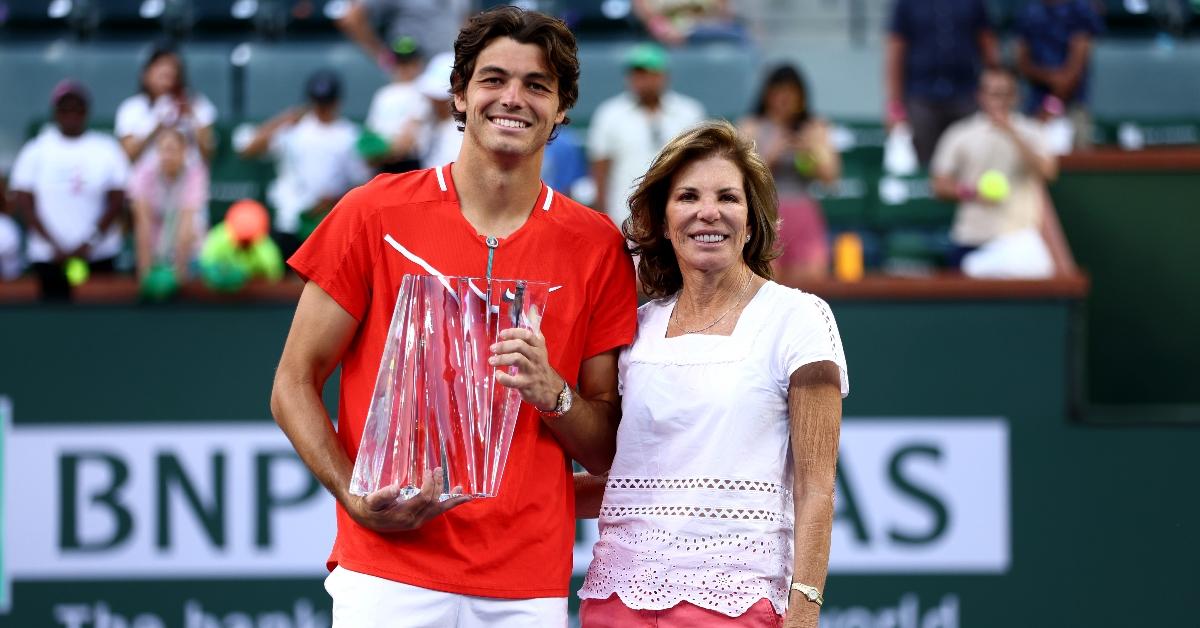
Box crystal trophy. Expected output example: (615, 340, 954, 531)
(349, 274, 550, 500)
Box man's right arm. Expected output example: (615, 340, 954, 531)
(271, 281, 468, 532)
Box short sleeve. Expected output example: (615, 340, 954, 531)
(105, 138, 131, 188)
(929, 124, 962, 178)
(115, 96, 150, 139)
(587, 103, 617, 161)
(126, 159, 154, 201)
(8, 139, 40, 191)
(191, 93, 217, 128)
(887, 0, 910, 38)
(269, 123, 294, 158)
(182, 163, 210, 209)
(774, 292, 849, 397)
(581, 229, 638, 360)
(287, 182, 382, 321)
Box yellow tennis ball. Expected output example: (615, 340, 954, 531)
(64, 257, 89, 287)
(977, 169, 1010, 203)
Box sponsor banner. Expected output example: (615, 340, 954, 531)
(830, 419, 1009, 574)
(3, 417, 1007, 591)
(5, 422, 334, 580)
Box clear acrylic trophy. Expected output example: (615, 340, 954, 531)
(349, 274, 550, 501)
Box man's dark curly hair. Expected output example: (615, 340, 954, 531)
(449, 6, 579, 141)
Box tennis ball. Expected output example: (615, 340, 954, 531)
(977, 169, 1010, 203)
(64, 257, 89, 287)
(793, 152, 817, 176)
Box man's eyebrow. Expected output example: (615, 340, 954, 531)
(476, 66, 555, 84)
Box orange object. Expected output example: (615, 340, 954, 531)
(225, 199, 270, 244)
(834, 232, 864, 282)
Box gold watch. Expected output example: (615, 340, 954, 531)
(538, 381, 572, 419)
(790, 582, 824, 607)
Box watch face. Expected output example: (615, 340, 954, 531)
(806, 590, 818, 601)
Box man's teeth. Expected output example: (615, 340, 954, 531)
(493, 118, 528, 128)
(691, 234, 727, 243)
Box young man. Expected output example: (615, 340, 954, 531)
(270, 7, 637, 627)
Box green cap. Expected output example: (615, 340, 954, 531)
(625, 43, 668, 72)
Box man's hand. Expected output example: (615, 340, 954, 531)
(343, 468, 471, 532)
(490, 328, 563, 412)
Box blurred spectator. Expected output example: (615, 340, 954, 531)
(128, 128, 208, 283)
(364, 36, 431, 173)
(0, 174, 22, 281)
(632, 0, 746, 46)
(10, 80, 129, 301)
(739, 64, 841, 282)
(885, 0, 999, 165)
(239, 69, 371, 261)
(588, 43, 705, 227)
(199, 200, 284, 292)
(930, 67, 1058, 278)
(541, 126, 590, 203)
(116, 43, 217, 167)
(1015, 0, 1104, 151)
(335, 0, 471, 69)
(416, 52, 462, 169)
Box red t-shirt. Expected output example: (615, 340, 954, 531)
(288, 164, 638, 598)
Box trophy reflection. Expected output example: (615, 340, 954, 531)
(350, 274, 550, 500)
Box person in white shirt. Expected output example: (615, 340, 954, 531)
(414, 51, 463, 169)
(577, 121, 847, 627)
(0, 175, 23, 281)
(115, 43, 217, 167)
(364, 36, 431, 173)
(10, 80, 130, 300)
(930, 66, 1059, 277)
(239, 69, 372, 260)
(588, 43, 705, 228)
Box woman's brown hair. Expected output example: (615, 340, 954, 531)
(625, 120, 780, 298)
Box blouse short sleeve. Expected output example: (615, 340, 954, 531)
(772, 290, 849, 397)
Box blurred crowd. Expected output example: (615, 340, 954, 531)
(0, 0, 1114, 301)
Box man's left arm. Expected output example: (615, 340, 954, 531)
(991, 114, 1058, 181)
(490, 340, 621, 475)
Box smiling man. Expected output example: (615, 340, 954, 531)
(270, 6, 638, 627)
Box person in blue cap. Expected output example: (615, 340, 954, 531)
(239, 69, 371, 260)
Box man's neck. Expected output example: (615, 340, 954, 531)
(452, 144, 546, 239)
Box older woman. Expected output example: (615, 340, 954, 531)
(577, 121, 848, 628)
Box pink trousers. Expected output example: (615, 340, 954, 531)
(580, 594, 784, 627)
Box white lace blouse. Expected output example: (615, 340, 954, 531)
(578, 281, 849, 617)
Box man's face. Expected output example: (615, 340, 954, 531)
(453, 37, 565, 159)
(627, 68, 666, 102)
(54, 95, 88, 137)
(978, 71, 1017, 117)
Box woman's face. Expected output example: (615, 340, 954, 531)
(664, 155, 751, 276)
(144, 56, 180, 97)
(157, 133, 185, 176)
(766, 82, 804, 118)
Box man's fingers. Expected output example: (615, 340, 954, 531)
(490, 353, 532, 370)
(364, 484, 401, 511)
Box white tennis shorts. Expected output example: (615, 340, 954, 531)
(324, 565, 568, 627)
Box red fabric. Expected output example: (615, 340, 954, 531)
(288, 165, 638, 598)
(580, 595, 784, 627)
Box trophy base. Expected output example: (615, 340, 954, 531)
(396, 485, 477, 502)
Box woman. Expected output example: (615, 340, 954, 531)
(738, 64, 841, 282)
(577, 121, 848, 627)
(128, 128, 208, 282)
(115, 43, 217, 166)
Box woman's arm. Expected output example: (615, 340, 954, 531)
(174, 205, 198, 278)
(785, 360, 843, 628)
(800, 120, 842, 186)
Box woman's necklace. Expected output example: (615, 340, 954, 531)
(669, 270, 755, 335)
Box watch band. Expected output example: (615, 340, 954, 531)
(538, 381, 572, 419)
(790, 582, 824, 607)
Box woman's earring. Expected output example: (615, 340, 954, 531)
(745, 233, 751, 242)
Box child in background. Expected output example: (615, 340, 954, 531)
(129, 128, 208, 287)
